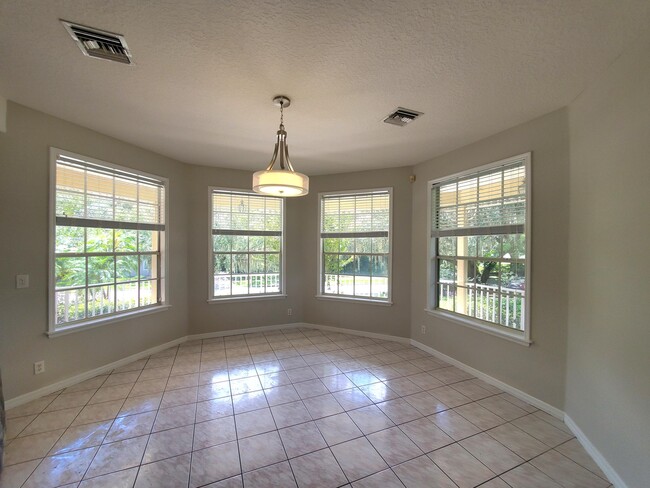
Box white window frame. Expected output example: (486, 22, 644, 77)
(48, 148, 170, 337)
(426, 153, 532, 345)
(207, 187, 286, 303)
(317, 187, 393, 305)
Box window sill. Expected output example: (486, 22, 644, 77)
(207, 294, 287, 304)
(424, 308, 532, 346)
(316, 295, 393, 306)
(47, 305, 171, 338)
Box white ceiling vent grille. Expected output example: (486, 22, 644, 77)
(383, 107, 423, 127)
(61, 20, 133, 65)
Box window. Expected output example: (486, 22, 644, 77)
(318, 189, 392, 302)
(210, 188, 284, 299)
(428, 153, 531, 342)
(49, 149, 167, 333)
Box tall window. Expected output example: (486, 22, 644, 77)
(319, 189, 392, 302)
(210, 189, 284, 299)
(50, 149, 167, 332)
(429, 153, 530, 339)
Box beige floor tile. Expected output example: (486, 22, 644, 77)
(383, 377, 423, 396)
(190, 441, 241, 487)
(487, 423, 549, 460)
(230, 376, 263, 395)
(20, 406, 82, 436)
(195, 397, 232, 422)
(429, 386, 472, 408)
(533, 410, 574, 434)
(398, 417, 454, 452)
(264, 385, 300, 406)
(23, 446, 97, 488)
(78, 468, 139, 488)
(72, 400, 124, 426)
(393, 455, 457, 488)
(530, 450, 610, 488)
(302, 393, 344, 419)
(0, 459, 41, 488)
(367, 426, 423, 466)
(4, 429, 65, 465)
(460, 432, 524, 474)
(138, 366, 172, 381)
(501, 462, 563, 488)
(63, 377, 108, 394)
(143, 424, 193, 463)
(405, 372, 445, 390)
(235, 407, 276, 438)
(165, 373, 200, 391)
(134, 453, 191, 488)
(4, 414, 37, 440)
(194, 416, 237, 449)
(278, 421, 327, 458)
(454, 403, 506, 431)
(243, 460, 297, 488)
(315, 412, 363, 445)
(85, 435, 148, 478)
(271, 401, 312, 429)
(290, 448, 348, 488)
(153, 403, 196, 432)
(331, 437, 388, 481)
(320, 374, 356, 393)
(429, 443, 494, 488)
(429, 409, 481, 440)
(43, 390, 96, 412)
(104, 410, 156, 443)
(197, 380, 231, 400)
(160, 386, 198, 408)
(239, 431, 287, 472)
(352, 468, 403, 487)
(118, 393, 163, 417)
(112, 359, 148, 374)
(129, 378, 167, 397)
(332, 388, 373, 411)
(376, 398, 422, 424)
(347, 404, 394, 434)
(555, 438, 607, 479)
(231, 390, 268, 413)
(498, 393, 538, 413)
(358, 382, 400, 403)
(478, 395, 528, 421)
(293, 379, 330, 399)
(88, 384, 132, 404)
(479, 478, 511, 488)
(103, 371, 140, 387)
(50, 421, 111, 455)
(403, 391, 448, 416)
(512, 414, 573, 447)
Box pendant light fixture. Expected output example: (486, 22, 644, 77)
(252, 96, 309, 197)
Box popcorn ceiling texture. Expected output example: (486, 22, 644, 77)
(0, 0, 648, 174)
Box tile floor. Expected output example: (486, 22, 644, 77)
(1, 327, 612, 488)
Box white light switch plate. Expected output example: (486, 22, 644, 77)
(16, 274, 29, 288)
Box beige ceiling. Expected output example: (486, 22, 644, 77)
(1, 1, 648, 175)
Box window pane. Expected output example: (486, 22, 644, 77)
(356, 238, 371, 253)
(233, 254, 248, 275)
(138, 231, 158, 252)
(55, 257, 86, 288)
(354, 276, 371, 297)
(479, 235, 501, 258)
(232, 235, 248, 252)
(56, 191, 85, 218)
(56, 226, 85, 253)
(139, 280, 158, 307)
(116, 255, 138, 282)
(88, 256, 114, 285)
(266, 254, 280, 274)
(115, 199, 137, 222)
(438, 237, 456, 256)
(87, 285, 114, 317)
(324, 274, 338, 294)
(86, 228, 114, 253)
(139, 254, 158, 280)
(371, 277, 388, 298)
(138, 203, 158, 224)
(249, 236, 264, 252)
(455, 286, 475, 317)
(475, 286, 499, 323)
(249, 214, 265, 231)
(214, 212, 231, 229)
(474, 260, 499, 287)
(250, 254, 264, 274)
(501, 293, 524, 330)
(372, 255, 388, 277)
(372, 237, 388, 254)
(265, 236, 281, 252)
(437, 284, 454, 311)
(87, 195, 113, 220)
(323, 254, 338, 274)
(339, 255, 354, 275)
(115, 230, 138, 252)
(214, 276, 231, 296)
(501, 261, 526, 292)
(116, 282, 138, 311)
(340, 238, 355, 253)
(438, 259, 456, 283)
(503, 234, 526, 259)
(265, 215, 282, 231)
(214, 235, 232, 252)
(323, 238, 339, 253)
(55, 288, 86, 324)
(214, 254, 231, 275)
(338, 275, 354, 296)
(356, 255, 371, 276)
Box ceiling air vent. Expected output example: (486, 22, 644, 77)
(383, 107, 423, 127)
(61, 20, 133, 65)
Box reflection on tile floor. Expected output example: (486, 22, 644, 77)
(2, 327, 612, 488)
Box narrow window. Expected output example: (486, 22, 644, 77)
(210, 189, 284, 299)
(319, 189, 392, 302)
(50, 149, 167, 333)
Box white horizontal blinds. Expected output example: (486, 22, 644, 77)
(320, 190, 391, 300)
(211, 190, 283, 297)
(56, 154, 165, 231)
(53, 153, 166, 327)
(432, 159, 526, 238)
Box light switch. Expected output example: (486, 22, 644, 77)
(16, 274, 29, 288)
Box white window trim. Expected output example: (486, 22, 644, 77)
(207, 186, 286, 302)
(425, 152, 532, 345)
(48, 147, 170, 336)
(317, 187, 394, 304)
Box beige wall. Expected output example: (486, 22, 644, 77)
(410, 108, 570, 409)
(186, 165, 304, 334)
(566, 31, 650, 488)
(0, 102, 190, 400)
(300, 167, 413, 338)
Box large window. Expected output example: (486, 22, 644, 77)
(50, 149, 167, 333)
(318, 189, 392, 302)
(428, 153, 531, 341)
(210, 188, 284, 299)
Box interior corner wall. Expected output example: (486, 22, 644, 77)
(186, 164, 304, 335)
(0, 102, 190, 400)
(410, 108, 570, 410)
(300, 167, 413, 338)
(566, 30, 650, 488)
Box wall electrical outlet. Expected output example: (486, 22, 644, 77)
(34, 360, 45, 375)
(16, 274, 29, 288)
(421, 325, 426, 334)
(287, 308, 293, 316)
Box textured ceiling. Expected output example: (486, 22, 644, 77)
(0, 1, 648, 175)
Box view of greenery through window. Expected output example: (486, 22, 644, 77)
(320, 190, 391, 300)
(432, 160, 527, 330)
(53, 156, 165, 327)
(211, 191, 283, 297)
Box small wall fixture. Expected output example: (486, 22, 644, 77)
(253, 96, 309, 197)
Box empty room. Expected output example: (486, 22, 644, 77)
(0, 1, 648, 487)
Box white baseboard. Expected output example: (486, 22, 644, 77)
(410, 338, 564, 419)
(301, 322, 411, 344)
(5, 336, 187, 410)
(187, 322, 304, 341)
(564, 414, 625, 488)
